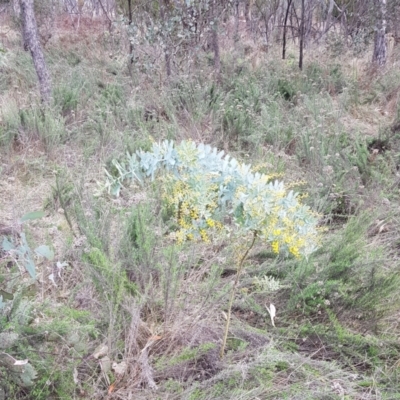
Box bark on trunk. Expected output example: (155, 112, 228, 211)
(324, 0, 334, 37)
(211, 1, 221, 83)
(19, 0, 52, 104)
(282, 0, 293, 59)
(128, 0, 133, 63)
(159, 0, 171, 78)
(234, 0, 239, 43)
(372, 0, 387, 67)
(244, 0, 252, 34)
(299, 0, 305, 69)
(12, 0, 20, 15)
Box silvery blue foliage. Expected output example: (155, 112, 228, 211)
(1, 211, 54, 300)
(106, 140, 263, 197)
(105, 140, 320, 257)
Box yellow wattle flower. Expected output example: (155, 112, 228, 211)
(206, 218, 215, 227)
(271, 241, 279, 254)
(289, 246, 300, 258)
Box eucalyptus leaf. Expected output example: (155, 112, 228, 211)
(9, 361, 37, 388)
(34, 245, 54, 260)
(19, 232, 29, 248)
(24, 259, 36, 279)
(2, 237, 14, 251)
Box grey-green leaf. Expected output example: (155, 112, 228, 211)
(34, 245, 54, 260)
(24, 259, 36, 279)
(2, 237, 14, 251)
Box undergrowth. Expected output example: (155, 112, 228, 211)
(1, 8, 400, 400)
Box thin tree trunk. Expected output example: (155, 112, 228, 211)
(128, 0, 133, 62)
(324, 0, 334, 37)
(19, 0, 52, 104)
(266, 1, 280, 45)
(234, 0, 239, 43)
(372, 0, 387, 67)
(340, 3, 348, 40)
(304, 0, 313, 48)
(98, 0, 113, 29)
(290, 3, 298, 44)
(315, 4, 347, 43)
(12, 0, 20, 15)
(299, 0, 305, 70)
(159, 0, 171, 78)
(282, 0, 293, 59)
(211, 0, 221, 83)
(244, 0, 252, 34)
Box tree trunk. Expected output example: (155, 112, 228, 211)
(234, 0, 239, 43)
(211, 0, 221, 83)
(372, 0, 387, 67)
(282, 0, 293, 59)
(244, 0, 252, 34)
(128, 0, 133, 63)
(299, 0, 305, 70)
(12, 0, 20, 15)
(324, 0, 334, 37)
(19, 0, 52, 104)
(159, 0, 171, 78)
(304, 0, 314, 48)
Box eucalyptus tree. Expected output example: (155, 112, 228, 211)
(372, 0, 387, 67)
(254, 0, 281, 43)
(19, 0, 52, 103)
(387, 0, 400, 41)
(282, 0, 292, 59)
(113, 0, 230, 81)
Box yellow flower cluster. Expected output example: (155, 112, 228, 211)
(251, 164, 283, 180)
(190, 209, 199, 220)
(289, 246, 300, 258)
(251, 163, 268, 173)
(206, 218, 215, 227)
(232, 176, 318, 258)
(199, 229, 210, 243)
(285, 179, 307, 190)
(108, 140, 320, 257)
(175, 230, 186, 244)
(216, 221, 224, 230)
(297, 192, 309, 200)
(163, 173, 223, 244)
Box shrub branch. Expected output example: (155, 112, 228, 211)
(220, 230, 257, 358)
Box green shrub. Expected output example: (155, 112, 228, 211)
(287, 214, 400, 322)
